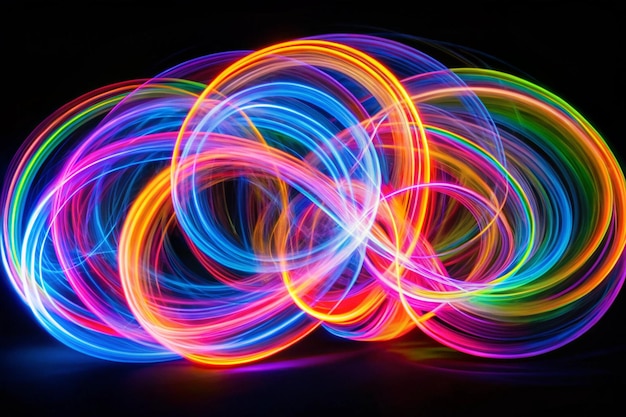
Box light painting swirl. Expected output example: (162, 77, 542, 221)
(2, 34, 625, 365)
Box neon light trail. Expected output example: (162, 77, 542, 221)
(2, 34, 625, 366)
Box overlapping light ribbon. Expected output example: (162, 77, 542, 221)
(2, 34, 625, 365)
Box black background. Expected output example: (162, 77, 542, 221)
(1, 1, 625, 416)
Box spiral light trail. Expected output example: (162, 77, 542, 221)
(2, 34, 624, 365)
